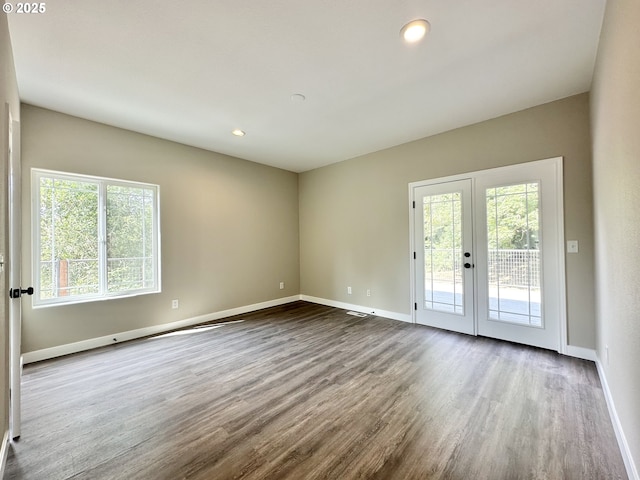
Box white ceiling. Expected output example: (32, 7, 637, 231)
(8, 0, 606, 173)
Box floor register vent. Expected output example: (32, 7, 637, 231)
(346, 311, 368, 318)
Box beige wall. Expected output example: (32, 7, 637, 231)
(20, 105, 300, 352)
(1, 13, 20, 451)
(20, 98, 598, 351)
(300, 93, 596, 349)
(591, 0, 640, 473)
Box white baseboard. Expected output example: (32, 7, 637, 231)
(0, 429, 9, 480)
(22, 295, 411, 364)
(23, 295, 301, 364)
(300, 295, 412, 323)
(596, 357, 639, 480)
(563, 345, 597, 361)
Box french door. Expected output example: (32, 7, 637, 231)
(412, 158, 564, 351)
(8, 110, 24, 438)
(414, 179, 474, 335)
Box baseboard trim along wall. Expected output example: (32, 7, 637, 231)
(23, 295, 411, 364)
(298, 297, 602, 365)
(22, 295, 301, 364)
(299, 295, 412, 323)
(0, 429, 9, 480)
(23, 293, 598, 366)
(596, 357, 639, 480)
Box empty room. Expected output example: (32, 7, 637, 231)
(0, 0, 638, 479)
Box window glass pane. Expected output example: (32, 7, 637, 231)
(486, 183, 541, 326)
(38, 177, 99, 300)
(34, 170, 159, 306)
(423, 192, 464, 315)
(106, 185, 156, 293)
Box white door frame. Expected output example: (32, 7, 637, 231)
(409, 157, 567, 354)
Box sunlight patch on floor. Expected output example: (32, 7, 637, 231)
(154, 320, 245, 339)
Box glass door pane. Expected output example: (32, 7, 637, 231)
(485, 183, 541, 326)
(423, 192, 464, 315)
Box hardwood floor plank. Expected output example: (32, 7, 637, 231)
(4, 301, 627, 479)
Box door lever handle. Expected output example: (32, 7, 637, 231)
(9, 287, 34, 299)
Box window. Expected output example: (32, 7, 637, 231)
(33, 169, 160, 306)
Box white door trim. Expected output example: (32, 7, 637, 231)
(409, 157, 567, 354)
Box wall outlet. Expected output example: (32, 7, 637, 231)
(366, 289, 371, 297)
(172, 299, 179, 309)
(347, 286, 352, 295)
(279, 282, 285, 290)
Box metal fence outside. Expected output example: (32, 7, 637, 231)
(488, 249, 540, 288)
(425, 248, 540, 289)
(40, 257, 151, 298)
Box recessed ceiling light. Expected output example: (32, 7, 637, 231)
(400, 19, 430, 43)
(231, 129, 246, 137)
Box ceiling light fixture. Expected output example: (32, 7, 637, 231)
(231, 129, 246, 137)
(400, 19, 430, 43)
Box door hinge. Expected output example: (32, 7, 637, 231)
(413, 251, 416, 259)
(414, 303, 417, 311)
(412, 201, 415, 208)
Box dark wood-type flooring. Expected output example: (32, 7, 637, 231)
(5, 301, 627, 479)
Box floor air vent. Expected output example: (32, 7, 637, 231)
(346, 311, 368, 317)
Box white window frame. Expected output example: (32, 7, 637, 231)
(32, 168, 161, 307)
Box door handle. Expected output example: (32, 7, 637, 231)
(9, 287, 34, 299)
